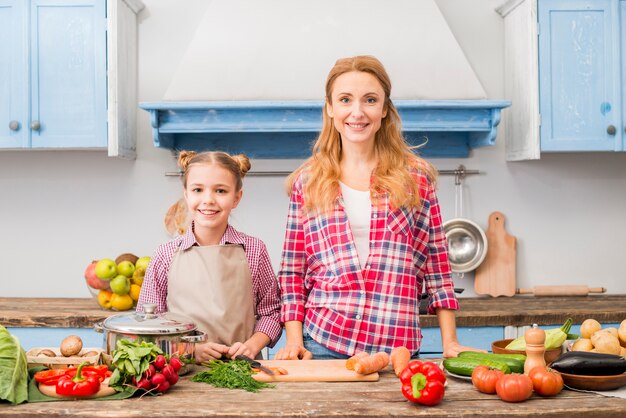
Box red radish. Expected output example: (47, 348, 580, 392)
(151, 373, 166, 386)
(153, 355, 166, 370)
(161, 364, 174, 381)
(169, 357, 183, 372)
(167, 372, 179, 386)
(136, 378, 152, 391)
(143, 364, 156, 380)
(155, 380, 170, 393)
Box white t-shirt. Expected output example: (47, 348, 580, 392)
(339, 182, 371, 270)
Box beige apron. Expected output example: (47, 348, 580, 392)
(167, 244, 256, 346)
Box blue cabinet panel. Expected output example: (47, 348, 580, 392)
(267, 327, 505, 359)
(419, 327, 505, 358)
(0, 0, 28, 148)
(1, 0, 107, 150)
(8, 327, 103, 351)
(539, 0, 622, 151)
(30, 0, 107, 148)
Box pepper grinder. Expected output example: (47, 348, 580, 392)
(523, 323, 546, 374)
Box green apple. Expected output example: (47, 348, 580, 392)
(95, 259, 118, 280)
(134, 256, 151, 275)
(109, 275, 131, 295)
(117, 260, 136, 278)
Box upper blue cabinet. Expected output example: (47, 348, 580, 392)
(498, 0, 626, 160)
(139, 100, 511, 159)
(0, 0, 143, 158)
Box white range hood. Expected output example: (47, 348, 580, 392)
(141, 0, 510, 158)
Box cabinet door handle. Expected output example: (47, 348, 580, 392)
(30, 120, 41, 131)
(607, 125, 616, 135)
(9, 120, 20, 131)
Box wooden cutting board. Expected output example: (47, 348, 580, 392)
(474, 211, 516, 297)
(252, 360, 380, 382)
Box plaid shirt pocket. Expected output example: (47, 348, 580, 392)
(387, 207, 413, 236)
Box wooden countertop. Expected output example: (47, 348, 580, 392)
(1, 295, 624, 328)
(1, 363, 625, 417)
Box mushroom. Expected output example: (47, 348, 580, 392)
(59, 335, 83, 357)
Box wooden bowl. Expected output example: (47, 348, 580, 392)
(556, 371, 626, 391)
(491, 339, 562, 364)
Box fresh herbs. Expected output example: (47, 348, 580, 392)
(191, 360, 274, 392)
(108, 339, 164, 391)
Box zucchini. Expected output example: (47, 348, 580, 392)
(549, 351, 626, 376)
(458, 351, 526, 373)
(443, 357, 511, 377)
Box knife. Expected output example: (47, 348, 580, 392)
(235, 354, 275, 375)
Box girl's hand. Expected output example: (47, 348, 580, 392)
(273, 343, 313, 360)
(226, 342, 255, 359)
(194, 342, 229, 363)
(442, 341, 487, 358)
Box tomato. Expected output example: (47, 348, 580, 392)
(495, 373, 533, 403)
(528, 367, 564, 397)
(471, 365, 505, 394)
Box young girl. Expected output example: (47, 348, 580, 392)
(275, 56, 483, 360)
(138, 151, 282, 362)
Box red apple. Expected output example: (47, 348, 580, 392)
(85, 261, 110, 290)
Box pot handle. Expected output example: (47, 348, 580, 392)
(180, 331, 208, 343)
(94, 322, 104, 333)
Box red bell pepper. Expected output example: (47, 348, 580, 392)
(55, 362, 101, 397)
(34, 364, 111, 386)
(34, 368, 73, 386)
(399, 360, 446, 406)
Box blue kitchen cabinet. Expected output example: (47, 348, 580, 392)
(0, 0, 142, 157)
(538, 0, 622, 152)
(498, 0, 626, 159)
(8, 327, 103, 351)
(266, 327, 505, 359)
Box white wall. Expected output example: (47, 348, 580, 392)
(1, 0, 625, 300)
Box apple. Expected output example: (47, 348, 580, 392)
(95, 258, 118, 280)
(109, 275, 131, 295)
(85, 261, 110, 290)
(117, 260, 136, 278)
(135, 256, 151, 275)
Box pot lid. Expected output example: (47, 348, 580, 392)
(102, 304, 198, 335)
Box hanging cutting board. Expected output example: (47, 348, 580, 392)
(252, 360, 379, 382)
(474, 211, 516, 297)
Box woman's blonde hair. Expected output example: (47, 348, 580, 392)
(178, 150, 251, 191)
(286, 55, 436, 211)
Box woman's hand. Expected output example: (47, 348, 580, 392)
(194, 342, 229, 363)
(442, 341, 487, 358)
(226, 342, 255, 359)
(273, 343, 313, 360)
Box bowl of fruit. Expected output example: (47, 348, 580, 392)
(84, 253, 151, 311)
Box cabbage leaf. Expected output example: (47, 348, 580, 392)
(0, 325, 28, 405)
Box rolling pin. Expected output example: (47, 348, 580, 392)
(516, 285, 606, 296)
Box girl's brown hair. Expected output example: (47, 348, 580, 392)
(178, 151, 251, 191)
(286, 55, 436, 212)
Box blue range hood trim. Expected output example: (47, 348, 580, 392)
(139, 100, 511, 158)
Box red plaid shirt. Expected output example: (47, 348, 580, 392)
(279, 168, 459, 355)
(138, 224, 282, 346)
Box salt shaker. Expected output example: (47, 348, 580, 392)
(524, 323, 546, 374)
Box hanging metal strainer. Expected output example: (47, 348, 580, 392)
(442, 167, 488, 274)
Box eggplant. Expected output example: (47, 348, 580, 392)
(550, 351, 626, 376)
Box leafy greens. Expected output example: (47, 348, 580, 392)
(0, 325, 29, 405)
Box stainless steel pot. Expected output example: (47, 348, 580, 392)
(94, 304, 206, 374)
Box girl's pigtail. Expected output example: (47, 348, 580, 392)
(231, 154, 251, 178)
